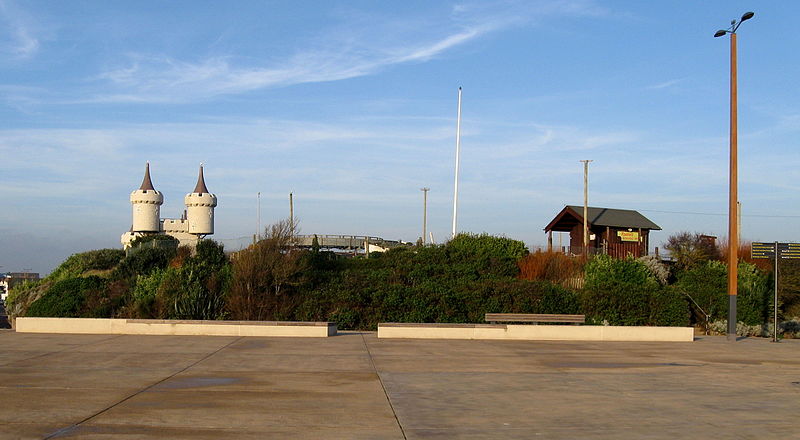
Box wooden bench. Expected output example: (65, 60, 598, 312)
(485, 313, 585, 325)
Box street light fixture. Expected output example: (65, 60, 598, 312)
(715, 11, 754, 38)
(715, 11, 754, 342)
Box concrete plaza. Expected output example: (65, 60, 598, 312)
(1, 330, 798, 439)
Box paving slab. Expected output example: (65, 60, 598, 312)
(1, 331, 799, 439)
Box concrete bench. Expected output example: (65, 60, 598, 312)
(377, 321, 694, 341)
(15, 317, 337, 337)
(485, 313, 585, 325)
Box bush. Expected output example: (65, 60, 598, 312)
(294, 277, 579, 330)
(780, 259, 800, 317)
(227, 221, 303, 320)
(161, 240, 230, 320)
(130, 268, 167, 318)
(129, 234, 179, 250)
(675, 260, 772, 328)
(26, 276, 106, 317)
(652, 287, 691, 326)
(113, 246, 177, 280)
(638, 255, 669, 285)
(47, 249, 125, 282)
(737, 262, 771, 326)
(582, 281, 688, 326)
(663, 232, 720, 272)
(446, 233, 527, 279)
(674, 260, 727, 325)
(518, 250, 584, 284)
(585, 255, 658, 289)
(582, 255, 688, 326)
(82, 279, 129, 318)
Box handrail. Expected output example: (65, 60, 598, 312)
(679, 288, 711, 335)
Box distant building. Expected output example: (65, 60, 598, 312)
(0, 272, 40, 301)
(544, 205, 661, 258)
(121, 163, 217, 249)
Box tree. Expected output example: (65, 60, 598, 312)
(663, 232, 721, 271)
(227, 220, 304, 320)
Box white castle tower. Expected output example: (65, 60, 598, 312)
(121, 163, 217, 249)
(185, 165, 217, 236)
(130, 162, 163, 232)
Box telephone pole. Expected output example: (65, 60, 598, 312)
(421, 187, 430, 245)
(289, 192, 294, 238)
(580, 160, 593, 257)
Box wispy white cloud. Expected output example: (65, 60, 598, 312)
(92, 25, 489, 103)
(90, 0, 607, 103)
(0, 0, 40, 60)
(647, 78, 684, 90)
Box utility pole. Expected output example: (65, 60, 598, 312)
(289, 192, 294, 238)
(580, 160, 593, 257)
(737, 201, 741, 245)
(257, 192, 261, 240)
(421, 187, 430, 245)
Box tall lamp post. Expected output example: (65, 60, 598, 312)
(715, 11, 754, 342)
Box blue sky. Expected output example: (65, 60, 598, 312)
(2, 1, 799, 275)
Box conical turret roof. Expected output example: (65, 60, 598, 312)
(193, 164, 209, 194)
(139, 162, 155, 191)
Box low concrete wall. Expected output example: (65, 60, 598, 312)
(378, 323, 694, 342)
(15, 318, 337, 337)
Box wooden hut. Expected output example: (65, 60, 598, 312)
(544, 205, 661, 258)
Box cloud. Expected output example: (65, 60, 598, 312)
(93, 25, 489, 103)
(0, 0, 40, 60)
(647, 78, 684, 90)
(90, 0, 606, 103)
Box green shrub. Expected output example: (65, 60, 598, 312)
(5, 279, 47, 318)
(130, 268, 167, 318)
(674, 260, 727, 324)
(446, 233, 528, 279)
(652, 287, 691, 326)
(675, 260, 771, 326)
(582, 255, 689, 326)
(129, 234, 179, 250)
(779, 259, 800, 317)
(113, 246, 177, 279)
(82, 279, 129, 318)
(27, 276, 106, 317)
(293, 272, 579, 330)
(158, 240, 230, 320)
(47, 249, 125, 282)
(585, 255, 658, 289)
(737, 262, 771, 326)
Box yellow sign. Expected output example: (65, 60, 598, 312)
(617, 231, 640, 242)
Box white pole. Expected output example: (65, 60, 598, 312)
(452, 87, 462, 239)
(421, 187, 429, 245)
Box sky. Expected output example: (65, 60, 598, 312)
(2, 0, 800, 275)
